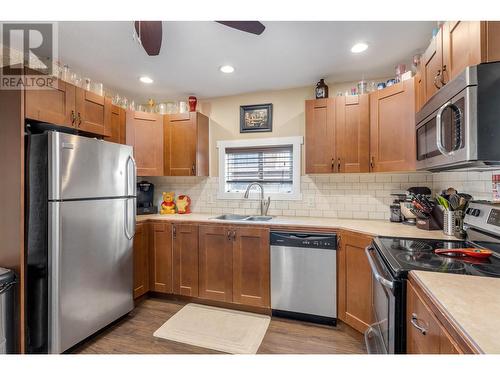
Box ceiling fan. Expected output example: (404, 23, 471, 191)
(134, 21, 265, 56)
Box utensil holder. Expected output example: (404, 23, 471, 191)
(443, 210, 463, 236)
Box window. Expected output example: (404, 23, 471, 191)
(217, 137, 303, 200)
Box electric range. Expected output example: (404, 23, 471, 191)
(365, 201, 500, 354)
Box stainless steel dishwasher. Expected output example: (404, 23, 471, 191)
(270, 232, 337, 325)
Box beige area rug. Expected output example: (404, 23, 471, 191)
(153, 303, 271, 354)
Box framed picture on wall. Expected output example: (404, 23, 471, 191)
(240, 103, 273, 133)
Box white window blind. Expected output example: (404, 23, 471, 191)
(224, 146, 293, 194)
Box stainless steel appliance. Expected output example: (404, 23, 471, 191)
(416, 62, 500, 171)
(0, 268, 17, 354)
(270, 232, 337, 325)
(365, 201, 500, 354)
(25, 131, 136, 353)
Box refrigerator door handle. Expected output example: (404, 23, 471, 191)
(125, 154, 137, 197)
(124, 199, 136, 240)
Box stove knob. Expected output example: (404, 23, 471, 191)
(472, 209, 481, 217)
(466, 208, 473, 215)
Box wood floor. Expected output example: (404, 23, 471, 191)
(70, 297, 366, 354)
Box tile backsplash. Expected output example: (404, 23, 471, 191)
(144, 170, 499, 220)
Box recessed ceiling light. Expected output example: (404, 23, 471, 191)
(220, 65, 235, 74)
(139, 76, 153, 84)
(351, 43, 368, 53)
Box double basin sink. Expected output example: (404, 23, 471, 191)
(211, 214, 273, 222)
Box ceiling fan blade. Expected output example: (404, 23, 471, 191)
(216, 21, 265, 35)
(134, 21, 162, 56)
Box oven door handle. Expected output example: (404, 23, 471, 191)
(365, 246, 394, 291)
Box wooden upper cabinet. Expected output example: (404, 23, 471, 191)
(150, 222, 173, 293)
(25, 79, 76, 128)
(75, 88, 111, 136)
(198, 225, 233, 302)
(305, 98, 335, 173)
(126, 111, 164, 176)
(337, 231, 373, 333)
(133, 222, 149, 299)
(232, 227, 270, 308)
(370, 79, 416, 172)
(173, 224, 199, 297)
(105, 105, 126, 144)
(335, 95, 370, 173)
(422, 28, 444, 100)
(164, 112, 209, 176)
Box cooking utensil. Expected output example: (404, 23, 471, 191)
(444, 187, 457, 196)
(434, 248, 493, 259)
(436, 195, 450, 210)
(410, 208, 429, 220)
(449, 193, 461, 211)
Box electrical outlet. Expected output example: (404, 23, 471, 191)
(306, 196, 315, 208)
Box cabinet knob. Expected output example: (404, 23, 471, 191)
(337, 158, 341, 172)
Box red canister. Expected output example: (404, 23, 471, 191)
(188, 96, 197, 112)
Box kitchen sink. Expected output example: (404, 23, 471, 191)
(244, 215, 273, 221)
(211, 214, 273, 222)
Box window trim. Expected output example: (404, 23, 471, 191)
(217, 136, 303, 201)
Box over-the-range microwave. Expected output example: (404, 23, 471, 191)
(416, 62, 500, 171)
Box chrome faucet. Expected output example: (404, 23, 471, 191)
(244, 182, 271, 216)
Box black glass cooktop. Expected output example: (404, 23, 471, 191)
(374, 237, 500, 278)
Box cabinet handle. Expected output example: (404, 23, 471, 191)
(232, 230, 237, 241)
(337, 158, 341, 172)
(370, 156, 375, 170)
(71, 110, 76, 125)
(410, 313, 427, 335)
(227, 230, 232, 241)
(331, 158, 334, 171)
(173, 225, 176, 239)
(191, 163, 196, 176)
(77, 112, 82, 127)
(434, 70, 442, 89)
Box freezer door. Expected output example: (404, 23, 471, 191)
(48, 198, 134, 353)
(48, 132, 136, 200)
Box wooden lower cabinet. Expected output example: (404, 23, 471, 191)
(337, 231, 373, 333)
(150, 222, 173, 293)
(173, 224, 199, 297)
(407, 280, 462, 354)
(133, 222, 149, 299)
(198, 225, 234, 302)
(232, 227, 270, 308)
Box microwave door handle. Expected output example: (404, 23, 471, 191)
(365, 246, 394, 291)
(436, 101, 454, 157)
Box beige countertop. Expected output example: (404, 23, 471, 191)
(410, 271, 500, 354)
(137, 213, 456, 240)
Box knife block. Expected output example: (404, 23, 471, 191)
(416, 205, 443, 231)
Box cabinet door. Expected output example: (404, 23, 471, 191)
(173, 224, 199, 297)
(126, 111, 164, 176)
(105, 105, 126, 144)
(150, 222, 173, 293)
(369, 79, 416, 172)
(133, 222, 149, 298)
(305, 98, 336, 173)
(335, 95, 370, 173)
(442, 21, 482, 83)
(422, 28, 444, 100)
(25, 79, 75, 127)
(75, 88, 111, 136)
(164, 113, 197, 176)
(406, 281, 442, 354)
(337, 231, 373, 333)
(198, 225, 233, 302)
(232, 227, 270, 308)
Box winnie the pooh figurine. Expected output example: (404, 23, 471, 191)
(176, 195, 191, 214)
(160, 192, 176, 214)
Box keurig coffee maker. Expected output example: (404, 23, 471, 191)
(137, 180, 157, 215)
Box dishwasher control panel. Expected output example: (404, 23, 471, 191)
(270, 232, 337, 250)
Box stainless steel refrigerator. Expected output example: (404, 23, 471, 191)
(26, 131, 136, 353)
